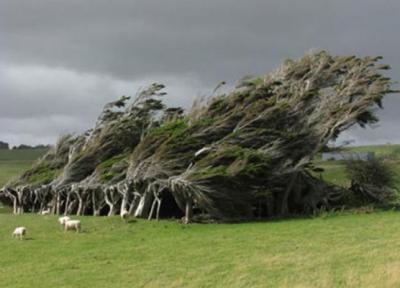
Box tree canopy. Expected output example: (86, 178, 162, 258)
(1, 51, 397, 221)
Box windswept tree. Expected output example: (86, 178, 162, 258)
(2, 51, 398, 221)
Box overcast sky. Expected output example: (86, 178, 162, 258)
(1, 0, 399, 146)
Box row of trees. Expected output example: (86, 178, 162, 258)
(1, 51, 398, 222)
(0, 141, 50, 150)
(0, 181, 167, 220)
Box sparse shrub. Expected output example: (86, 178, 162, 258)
(345, 158, 395, 188)
(345, 158, 396, 204)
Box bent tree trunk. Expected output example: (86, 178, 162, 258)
(64, 192, 71, 215)
(16, 187, 25, 214)
(104, 186, 120, 216)
(134, 192, 153, 218)
(55, 190, 62, 215)
(128, 193, 140, 215)
(184, 198, 193, 224)
(6, 190, 18, 215)
(280, 173, 298, 216)
(148, 193, 162, 221)
(76, 193, 83, 216)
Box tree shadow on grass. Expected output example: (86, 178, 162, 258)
(126, 219, 137, 224)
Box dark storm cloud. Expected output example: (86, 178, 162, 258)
(0, 0, 399, 145)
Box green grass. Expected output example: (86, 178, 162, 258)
(0, 149, 47, 162)
(2, 146, 400, 287)
(346, 144, 400, 159)
(0, 149, 47, 187)
(2, 212, 400, 287)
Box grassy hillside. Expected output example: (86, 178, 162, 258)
(0, 149, 48, 188)
(1, 212, 400, 287)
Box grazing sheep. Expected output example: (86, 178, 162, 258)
(63, 220, 81, 233)
(41, 208, 51, 215)
(12, 227, 26, 240)
(58, 216, 71, 225)
(121, 209, 129, 221)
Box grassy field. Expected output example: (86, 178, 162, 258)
(0, 149, 47, 188)
(2, 212, 400, 287)
(2, 146, 400, 287)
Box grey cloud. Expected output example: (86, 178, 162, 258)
(0, 0, 399, 145)
(0, 63, 205, 145)
(2, 0, 399, 82)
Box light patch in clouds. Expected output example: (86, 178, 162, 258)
(0, 64, 206, 146)
(0, 115, 84, 147)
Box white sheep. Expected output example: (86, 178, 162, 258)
(40, 208, 51, 215)
(58, 216, 71, 225)
(63, 220, 81, 233)
(12, 227, 26, 240)
(121, 209, 129, 221)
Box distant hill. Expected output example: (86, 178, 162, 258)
(0, 141, 9, 150)
(12, 144, 51, 150)
(0, 142, 51, 151)
(0, 148, 49, 187)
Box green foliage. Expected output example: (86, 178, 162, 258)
(208, 96, 228, 114)
(345, 158, 395, 188)
(97, 153, 129, 171)
(96, 153, 130, 183)
(191, 117, 215, 129)
(26, 164, 60, 185)
(149, 119, 188, 138)
(191, 145, 272, 181)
